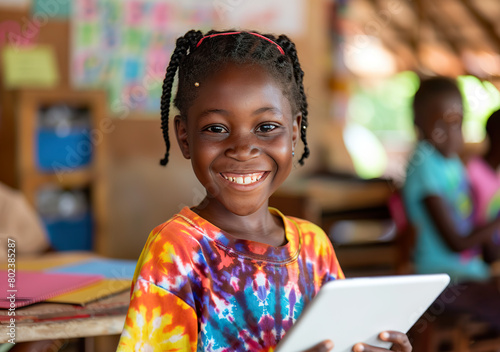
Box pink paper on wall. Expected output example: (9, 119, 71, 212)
(125, 1, 143, 26)
(151, 3, 170, 30)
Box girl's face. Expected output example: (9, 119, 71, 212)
(175, 62, 301, 216)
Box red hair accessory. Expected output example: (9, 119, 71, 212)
(196, 31, 285, 55)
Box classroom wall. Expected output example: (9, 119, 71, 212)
(99, 0, 349, 259)
(0, 0, 356, 259)
(102, 119, 200, 258)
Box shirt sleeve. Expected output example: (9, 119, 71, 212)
(117, 278, 198, 352)
(334, 254, 345, 280)
(326, 238, 345, 280)
(411, 155, 442, 198)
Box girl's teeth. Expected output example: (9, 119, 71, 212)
(223, 173, 263, 184)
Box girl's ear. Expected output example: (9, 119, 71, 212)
(292, 112, 302, 150)
(174, 115, 191, 159)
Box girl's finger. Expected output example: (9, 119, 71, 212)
(352, 342, 391, 352)
(303, 339, 334, 352)
(352, 332, 412, 352)
(379, 330, 411, 343)
(379, 331, 412, 351)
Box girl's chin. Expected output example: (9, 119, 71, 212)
(219, 200, 269, 217)
(194, 196, 269, 217)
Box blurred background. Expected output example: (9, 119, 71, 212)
(1, 0, 499, 268)
(2, 0, 500, 351)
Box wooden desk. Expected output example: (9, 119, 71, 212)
(0, 253, 130, 343)
(0, 294, 127, 343)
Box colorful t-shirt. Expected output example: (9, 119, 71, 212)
(117, 207, 344, 352)
(467, 157, 500, 225)
(402, 140, 490, 282)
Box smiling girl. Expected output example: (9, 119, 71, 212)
(117, 30, 411, 352)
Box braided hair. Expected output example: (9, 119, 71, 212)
(159, 29, 310, 166)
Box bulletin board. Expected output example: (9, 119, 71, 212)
(71, 0, 306, 115)
(71, 0, 214, 114)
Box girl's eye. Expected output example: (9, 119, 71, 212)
(204, 125, 228, 133)
(256, 124, 278, 133)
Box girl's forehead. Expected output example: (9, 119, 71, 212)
(203, 62, 277, 84)
(188, 63, 293, 111)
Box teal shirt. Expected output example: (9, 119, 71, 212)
(403, 140, 489, 282)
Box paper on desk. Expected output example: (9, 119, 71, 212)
(47, 279, 131, 305)
(48, 258, 137, 279)
(0, 252, 97, 271)
(0, 271, 103, 308)
(1, 45, 59, 88)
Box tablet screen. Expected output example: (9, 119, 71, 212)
(275, 274, 450, 352)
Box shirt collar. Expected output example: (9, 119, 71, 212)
(177, 206, 302, 264)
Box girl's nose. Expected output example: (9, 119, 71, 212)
(224, 134, 259, 161)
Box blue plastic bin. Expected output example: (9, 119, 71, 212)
(42, 212, 93, 251)
(36, 127, 93, 172)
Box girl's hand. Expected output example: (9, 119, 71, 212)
(353, 331, 411, 352)
(301, 340, 334, 352)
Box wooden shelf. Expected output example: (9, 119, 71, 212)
(20, 169, 95, 205)
(14, 88, 109, 254)
(23, 169, 94, 186)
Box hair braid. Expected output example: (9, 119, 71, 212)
(159, 30, 203, 166)
(276, 35, 310, 165)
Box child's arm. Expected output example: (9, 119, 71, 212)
(424, 195, 500, 251)
(481, 236, 500, 264)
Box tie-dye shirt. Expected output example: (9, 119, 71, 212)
(118, 207, 344, 352)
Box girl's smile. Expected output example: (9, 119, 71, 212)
(220, 171, 269, 186)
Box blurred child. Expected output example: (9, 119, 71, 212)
(117, 30, 411, 352)
(467, 109, 500, 230)
(403, 76, 500, 283)
(0, 182, 50, 260)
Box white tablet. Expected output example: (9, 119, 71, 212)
(276, 274, 450, 352)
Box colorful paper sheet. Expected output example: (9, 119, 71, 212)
(0, 252, 96, 271)
(47, 279, 131, 305)
(33, 0, 71, 18)
(1, 45, 59, 88)
(48, 258, 137, 279)
(0, 271, 103, 309)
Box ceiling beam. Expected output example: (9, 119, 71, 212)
(422, 1, 471, 75)
(368, 0, 421, 65)
(368, 0, 418, 51)
(425, 2, 464, 56)
(461, 0, 500, 53)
